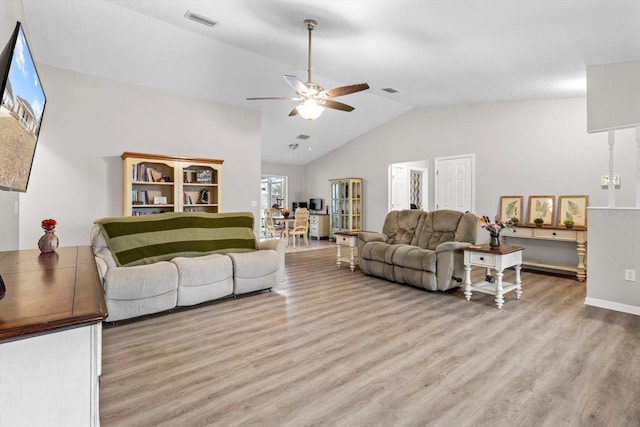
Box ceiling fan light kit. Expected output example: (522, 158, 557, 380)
(247, 19, 369, 122)
(296, 99, 325, 120)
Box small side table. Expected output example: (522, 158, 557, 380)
(335, 232, 358, 272)
(464, 244, 524, 309)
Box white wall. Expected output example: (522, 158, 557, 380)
(16, 65, 261, 249)
(303, 97, 638, 266)
(0, 0, 26, 250)
(586, 207, 640, 315)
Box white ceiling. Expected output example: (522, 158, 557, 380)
(20, 0, 640, 165)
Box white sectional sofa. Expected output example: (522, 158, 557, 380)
(91, 211, 285, 322)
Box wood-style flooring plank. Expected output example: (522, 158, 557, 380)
(101, 247, 640, 427)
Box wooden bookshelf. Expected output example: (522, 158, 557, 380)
(122, 152, 223, 216)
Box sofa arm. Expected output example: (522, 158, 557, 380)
(257, 238, 286, 285)
(435, 241, 473, 291)
(356, 231, 388, 264)
(357, 231, 388, 244)
(435, 241, 473, 254)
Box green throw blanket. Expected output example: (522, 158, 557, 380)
(95, 212, 257, 267)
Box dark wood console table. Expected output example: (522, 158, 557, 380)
(0, 246, 107, 426)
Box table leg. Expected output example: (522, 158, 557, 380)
(515, 264, 522, 299)
(495, 269, 504, 309)
(576, 240, 587, 282)
(349, 245, 356, 272)
(464, 264, 472, 301)
(336, 244, 342, 269)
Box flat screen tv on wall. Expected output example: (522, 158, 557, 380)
(0, 21, 46, 192)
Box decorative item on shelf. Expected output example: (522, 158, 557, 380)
(480, 216, 515, 248)
(38, 218, 59, 253)
(196, 169, 213, 184)
(563, 219, 575, 229)
(534, 217, 544, 227)
(198, 188, 209, 204)
(281, 208, 291, 218)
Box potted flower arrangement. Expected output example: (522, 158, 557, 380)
(480, 216, 515, 248)
(533, 217, 544, 227)
(563, 218, 574, 229)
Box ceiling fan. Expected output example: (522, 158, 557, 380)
(247, 19, 369, 120)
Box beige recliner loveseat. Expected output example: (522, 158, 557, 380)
(357, 209, 477, 291)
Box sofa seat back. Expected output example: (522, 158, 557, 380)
(94, 212, 257, 267)
(381, 209, 424, 244)
(412, 209, 477, 250)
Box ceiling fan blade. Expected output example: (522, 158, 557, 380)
(288, 106, 299, 117)
(246, 96, 301, 101)
(319, 99, 355, 112)
(322, 83, 370, 98)
(283, 75, 309, 95)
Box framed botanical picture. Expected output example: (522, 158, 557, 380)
(499, 196, 524, 223)
(527, 195, 555, 225)
(557, 195, 589, 227)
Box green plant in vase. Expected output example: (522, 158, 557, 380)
(563, 219, 574, 228)
(533, 217, 544, 227)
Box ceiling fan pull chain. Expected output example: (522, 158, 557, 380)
(308, 120, 313, 151)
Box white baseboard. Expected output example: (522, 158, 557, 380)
(584, 297, 640, 316)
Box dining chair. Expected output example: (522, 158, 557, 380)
(289, 207, 310, 248)
(264, 208, 285, 239)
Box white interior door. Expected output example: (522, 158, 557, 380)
(435, 154, 475, 213)
(390, 165, 409, 210)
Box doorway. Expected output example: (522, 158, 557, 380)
(389, 160, 428, 211)
(261, 175, 287, 236)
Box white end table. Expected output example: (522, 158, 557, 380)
(335, 231, 358, 272)
(463, 244, 524, 309)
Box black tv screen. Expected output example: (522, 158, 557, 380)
(309, 198, 323, 211)
(0, 21, 46, 192)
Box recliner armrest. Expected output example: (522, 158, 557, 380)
(357, 231, 388, 244)
(434, 241, 473, 254)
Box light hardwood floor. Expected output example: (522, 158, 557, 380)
(101, 247, 640, 427)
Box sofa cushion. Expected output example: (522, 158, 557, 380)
(382, 210, 423, 244)
(103, 261, 178, 300)
(414, 210, 463, 250)
(172, 254, 234, 306)
(94, 212, 257, 267)
(390, 245, 437, 272)
(228, 250, 279, 294)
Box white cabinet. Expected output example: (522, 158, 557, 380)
(0, 324, 102, 427)
(309, 214, 330, 240)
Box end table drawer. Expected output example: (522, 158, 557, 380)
(470, 252, 495, 267)
(336, 233, 356, 246)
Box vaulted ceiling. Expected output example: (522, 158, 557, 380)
(21, 0, 640, 165)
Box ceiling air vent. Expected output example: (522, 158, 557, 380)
(382, 87, 399, 93)
(184, 10, 218, 27)
(296, 134, 310, 140)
